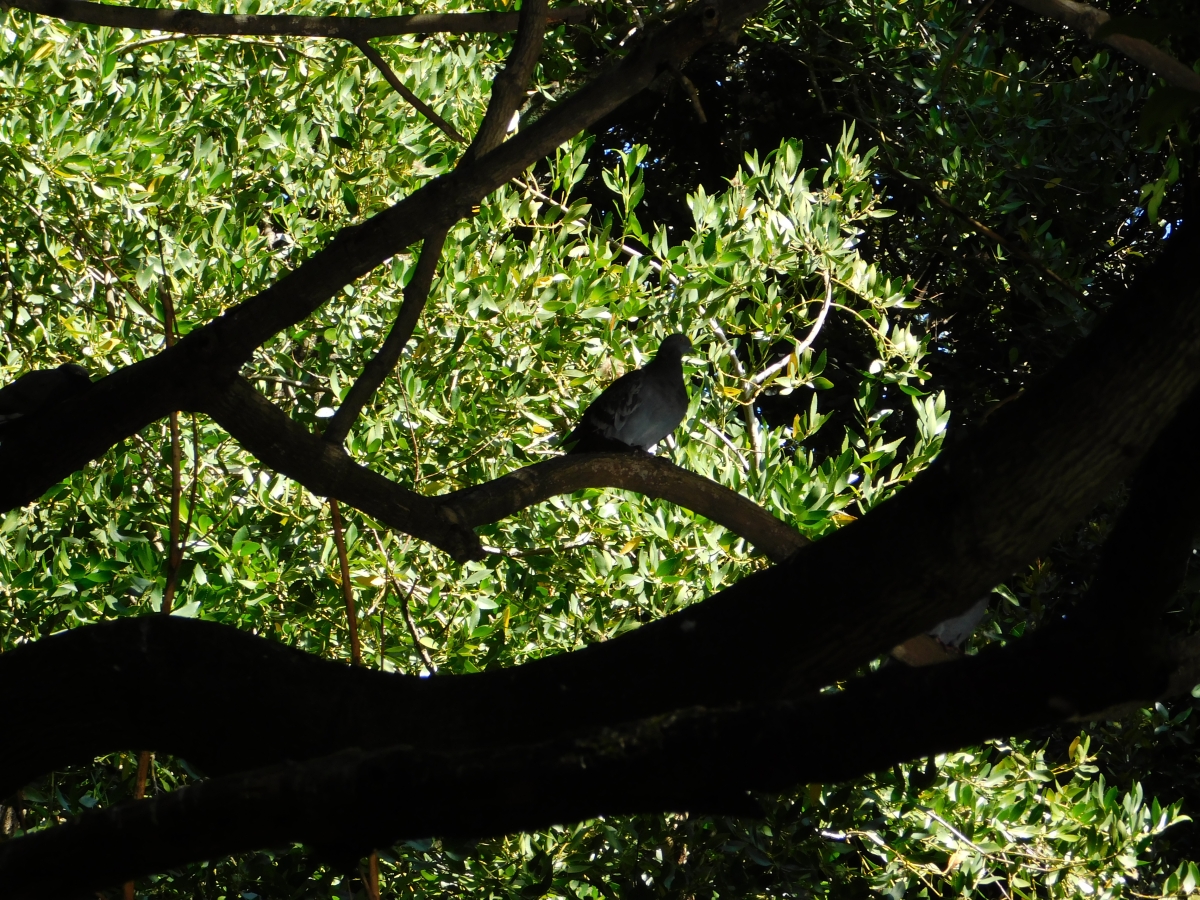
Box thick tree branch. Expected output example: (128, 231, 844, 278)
(322, 230, 450, 447)
(201, 375, 484, 561)
(8, 385, 1200, 895)
(4, 0, 592, 38)
(3, 609, 1194, 895)
(0, 0, 755, 512)
(5, 231, 1200, 804)
(1010, 0, 1200, 96)
(438, 452, 808, 562)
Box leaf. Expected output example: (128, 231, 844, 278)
(341, 185, 360, 217)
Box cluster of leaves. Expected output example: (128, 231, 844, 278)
(2, 0, 1200, 897)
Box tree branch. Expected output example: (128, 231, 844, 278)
(4, 229, 1200, 803)
(4, 0, 593, 38)
(1010, 0, 1200, 96)
(464, 0, 549, 161)
(437, 452, 808, 562)
(8, 379, 1200, 895)
(2, 614, 1194, 897)
(322, 230, 450, 447)
(201, 375, 484, 562)
(207, 372, 806, 562)
(351, 42, 466, 144)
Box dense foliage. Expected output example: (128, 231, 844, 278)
(2, 0, 1200, 896)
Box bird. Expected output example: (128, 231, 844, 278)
(928, 595, 989, 649)
(891, 596, 989, 667)
(0, 363, 92, 436)
(563, 334, 693, 454)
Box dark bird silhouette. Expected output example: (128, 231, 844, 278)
(563, 334, 693, 453)
(0, 363, 92, 436)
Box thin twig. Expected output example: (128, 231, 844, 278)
(803, 58, 828, 115)
(156, 230, 183, 615)
(938, 0, 995, 86)
(397, 380, 423, 488)
(751, 270, 834, 386)
(330, 499, 362, 666)
(1009, 0, 1200, 96)
(508, 175, 680, 284)
(925, 186, 1091, 306)
(252, 374, 332, 392)
(479, 535, 594, 556)
(872, 153, 1092, 308)
(671, 64, 707, 123)
(391, 575, 435, 673)
(352, 40, 467, 144)
(701, 420, 750, 470)
(123, 749, 154, 899)
(710, 320, 761, 464)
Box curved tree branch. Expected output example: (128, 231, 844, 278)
(205, 373, 807, 562)
(1010, 0, 1200, 96)
(4, 0, 593, 38)
(4, 537, 1197, 896)
(5, 229, 1200, 807)
(7, 383, 1200, 896)
(437, 452, 808, 562)
(203, 375, 484, 561)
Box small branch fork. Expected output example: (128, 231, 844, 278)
(5, 0, 592, 39)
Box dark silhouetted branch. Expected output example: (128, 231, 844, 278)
(352, 42, 466, 143)
(7, 0, 593, 38)
(211, 373, 806, 562)
(323, 230, 450, 447)
(7, 382, 1200, 894)
(2, 610, 1194, 896)
(201, 375, 484, 562)
(330, 499, 363, 666)
(437, 452, 808, 562)
(5, 233, 1200, 799)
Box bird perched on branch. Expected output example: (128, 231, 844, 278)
(563, 334, 693, 454)
(0, 363, 92, 436)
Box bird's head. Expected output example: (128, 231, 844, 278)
(657, 334, 693, 361)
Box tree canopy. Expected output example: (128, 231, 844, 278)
(2, 0, 1200, 897)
